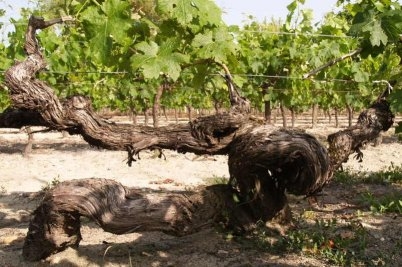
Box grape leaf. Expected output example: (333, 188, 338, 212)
(81, 0, 132, 64)
(191, 28, 236, 63)
(131, 39, 189, 81)
(368, 20, 388, 46)
(381, 10, 402, 42)
(135, 41, 159, 56)
(157, 0, 221, 27)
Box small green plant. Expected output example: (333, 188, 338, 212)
(333, 168, 358, 184)
(269, 219, 368, 266)
(370, 163, 402, 184)
(41, 176, 61, 192)
(334, 163, 402, 185)
(204, 175, 229, 185)
(397, 133, 402, 142)
(0, 185, 6, 195)
(360, 192, 402, 214)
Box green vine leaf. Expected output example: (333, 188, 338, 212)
(157, 0, 222, 27)
(81, 0, 132, 64)
(191, 28, 236, 63)
(368, 20, 388, 46)
(131, 39, 189, 81)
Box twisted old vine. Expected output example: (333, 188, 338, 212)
(2, 16, 394, 261)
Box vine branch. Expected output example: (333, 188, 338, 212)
(303, 48, 362, 79)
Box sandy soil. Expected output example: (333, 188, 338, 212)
(1, 122, 402, 266)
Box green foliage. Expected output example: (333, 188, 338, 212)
(343, 0, 402, 54)
(0, 185, 6, 195)
(336, 0, 402, 126)
(243, 218, 369, 266)
(360, 192, 402, 214)
(40, 176, 61, 193)
(0, 89, 10, 112)
(0, 0, 232, 113)
(131, 38, 189, 81)
(203, 175, 229, 186)
(232, 0, 401, 116)
(334, 164, 402, 185)
(80, 0, 132, 64)
(391, 86, 402, 133)
(0, 0, 401, 123)
(157, 0, 222, 28)
(334, 164, 402, 214)
(192, 27, 236, 63)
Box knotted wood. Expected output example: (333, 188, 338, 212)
(327, 99, 394, 171)
(23, 179, 239, 261)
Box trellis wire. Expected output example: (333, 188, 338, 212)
(0, 22, 358, 39)
(238, 30, 356, 39)
(0, 69, 391, 86)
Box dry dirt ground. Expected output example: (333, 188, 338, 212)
(0, 120, 402, 267)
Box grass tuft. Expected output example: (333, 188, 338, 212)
(334, 163, 402, 185)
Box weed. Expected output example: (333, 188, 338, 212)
(41, 176, 61, 193)
(204, 175, 229, 185)
(360, 192, 402, 214)
(398, 133, 402, 142)
(334, 163, 402, 185)
(251, 219, 370, 266)
(333, 168, 358, 184)
(0, 185, 6, 195)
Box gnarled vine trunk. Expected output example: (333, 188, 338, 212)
(22, 179, 239, 261)
(2, 16, 395, 261)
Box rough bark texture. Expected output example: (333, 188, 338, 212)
(152, 84, 164, 128)
(22, 179, 241, 261)
(280, 102, 287, 128)
(228, 126, 331, 224)
(2, 16, 395, 261)
(290, 108, 296, 127)
(262, 83, 272, 123)
(335, 108, 339, 128)
(312, 103, 318, 128)
(347, 104, 353, 127)
(327, 100, 394, 171)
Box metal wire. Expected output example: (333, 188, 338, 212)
(237, 30, 357, 39)
(0, 69, 380, 85)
